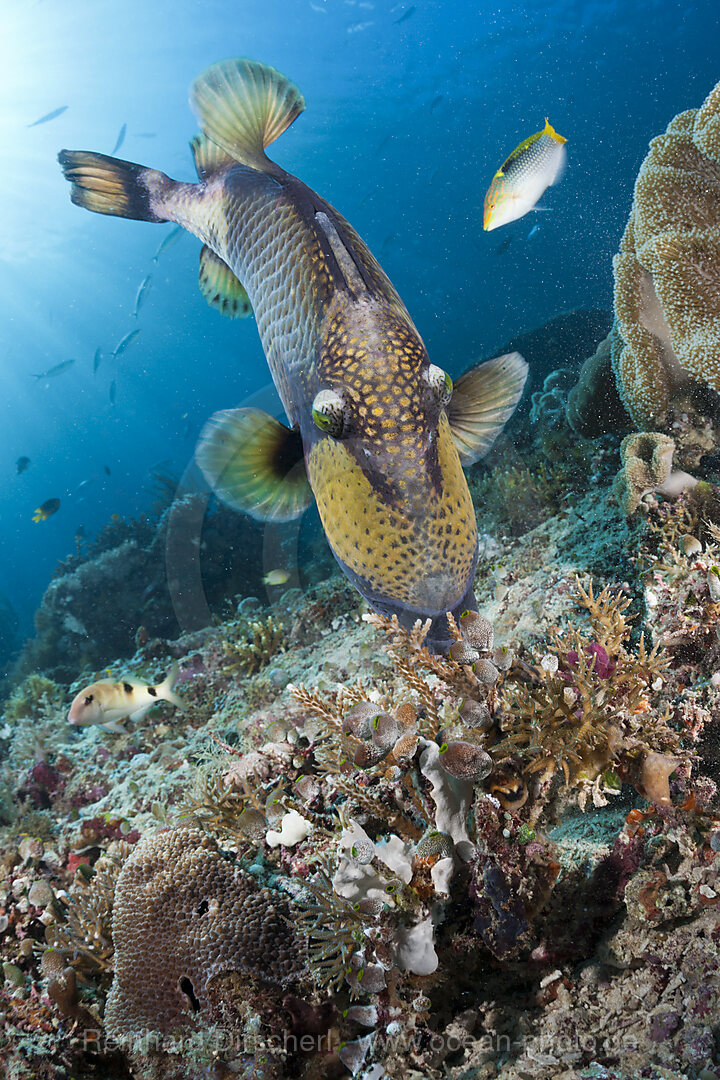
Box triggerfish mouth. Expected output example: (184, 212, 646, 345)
(59, 58, 528, 649)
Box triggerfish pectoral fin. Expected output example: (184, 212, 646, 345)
(448, 351, 528, 465)
(196, 407, 312, 521)
(198, 246, 253, 319)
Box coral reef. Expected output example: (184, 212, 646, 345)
(611, 79, 720, 428)
(566, 326, 632, 437)
(10, 495, 279, 684)
(0, 515, 718, 1078)
(487, 307, 613, 433)
(3, 301, 720, 1077)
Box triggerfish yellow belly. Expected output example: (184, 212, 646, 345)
(59, 58, 528, 648)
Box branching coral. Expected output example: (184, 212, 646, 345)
(494, 579, 681, 812)
(610, 79, 720, 427)
(45, 843, 133, 985)
(3, 675, 63, 724)
(221, 614, 288, 674)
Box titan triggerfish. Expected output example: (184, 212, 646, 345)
(59, 58, 527, 648)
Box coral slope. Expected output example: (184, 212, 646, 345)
(0, 469, 718, 1080)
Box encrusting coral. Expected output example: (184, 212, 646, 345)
(611, 78, 720, 427)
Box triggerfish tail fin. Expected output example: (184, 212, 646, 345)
(57, 150, 171, 222)
(198, 245, 253, 318)
(448, 351, 529, 465)
(158, 662, 187, 713)
(189, 58, 305, 175)
(196, 407, 312, 521)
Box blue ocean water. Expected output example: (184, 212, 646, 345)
(1, 0, 719, 644)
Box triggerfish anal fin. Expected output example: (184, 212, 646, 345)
(198, 246, 253, 318)
(189, 58, 306, 175)
(448, 352, 528, 466)
(196, 407, 312, 521)
(189, 133, 236, 180)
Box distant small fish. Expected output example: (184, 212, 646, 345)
(109, 380, 117, 405)
(67, 662, 186, 733)
(484, 118, 567, 231)
(112, 328, 141, 358)
(429, 94, 444, 113)
(93, 347, 102, 374)
(527, 224, 541, 240)
(380, 232, 399, 255)
(16, 456, 31, 474)
(30, 358, 75, 380)
(27, 105, 68, 128)
(131, 274, 152, 317)
(494, 235, 514, 256)
(263, 569, 290, 586)
(32, 498, 61, 523)
(152, 224, 183, 262)
(393, 4, 416, 23)
(347, 20, 374, 32)
(110, 122, 127, 156)
(104, 464, 111, 475)
(374, 133, 393, 157)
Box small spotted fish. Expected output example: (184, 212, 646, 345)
(484, 118, 567, 231)
(68, 662, 186, 733)
(59, 59, 528, 649)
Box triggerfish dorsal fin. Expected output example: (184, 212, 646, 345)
(196, 407, 312, 521)
(315, 211, 368, 298)
(190, 133, 236, 180)
(448, 352, 529, 465)
(198, 246, 253, 318)
(190, 58, 305, 175)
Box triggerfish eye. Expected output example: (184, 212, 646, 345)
(425, 364, 453, 406)
(312, 389, 345, 438)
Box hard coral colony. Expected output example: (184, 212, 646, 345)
(0, 50, 720, 1080)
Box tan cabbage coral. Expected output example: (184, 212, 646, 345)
(104, 825, 303, 1044)
(611, 80, 720, 427)
(613, 432, 697, 515)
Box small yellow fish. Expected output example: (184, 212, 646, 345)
(262, 569, 290, 586)
(32, 498, 61, 522)
(484, 118, 567, 231)
(68, 663, 186, 733)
